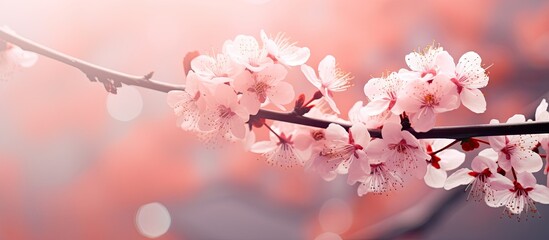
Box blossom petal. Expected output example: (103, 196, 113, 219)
(301, 64, 322, 89)
(435, 51, 456, 73)
(444, 168, 474, 190)
(438, 149, 465, 171)
(268, 81, 295, 105)
(318, 55, 336, 82)
(229, 116, 246, 139)
(350, 123, 370, 147)
(424, 165, 447, 188)
(530, 185, 549, 204)
(363, 99, 390, 116)
(251, 141, 278, 153)
(460, 88, 486, 113)
(325, 123, 348, 142)
(511, 150, 543, 173)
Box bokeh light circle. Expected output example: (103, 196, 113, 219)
(135, 202, 171, 238)
(106, 86, 143, 121)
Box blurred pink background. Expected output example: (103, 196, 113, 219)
(1, 0, 549, 239)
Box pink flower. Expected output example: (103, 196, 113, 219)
(367, 122, 430, 176)
(307, 123, 370, 182)
(198, 84, 250, 144)
(260, 30, 310, 67)
(356, 161, 403, 196)
(444, 149, 499, 201)
(0, 38, 38, 80)
(423, 139, 466, 188)
(251, 123, 310, 168)
(488, 115, 542, 173)
(166, 71, 208, 131)
(399, 46, 454, 81)
(190, 52, 244, 84)
(301, 55, 352, 114)
(348, 101, 399, 129)
(487, 172, 549, 217)
(233, 64, 295, 114)
(363, 72, 406, 116)
(223, 34, 272, 72)
(445, 52, 490, 113)
(397, 75, 460, 132)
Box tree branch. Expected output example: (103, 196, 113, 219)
(1, 28, 548, 139)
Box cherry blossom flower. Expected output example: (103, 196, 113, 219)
(260, 30, 310, 67)
(363, 72, 406, 116)
(223, 34, 272, 72)
(0, 38, 38, 81)
(423, 139, 466, 188)
(444, 149, 499, 201)
(399, 46, 453, 82)
(301, 55, 352, 114)
(397, 75, 460, 132)
(233, 63, 295, 114)
(488, 115, 542, 173)
(251, 122, 310, 168)
(307, 123, 370, 182)
(443, 51, 490, 113)
(367, 122, 430, 176)
(198, 84, 249, 145)
(190, 52, 244, 84)
(348, 101, 399, 129)
(166, 71, 208, 131)
(487, 172, 549, 218)
(356, 160, 403, 196)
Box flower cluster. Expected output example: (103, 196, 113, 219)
(166, 32, 549, 219)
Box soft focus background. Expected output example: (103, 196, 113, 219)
(1, 0, 549, 239)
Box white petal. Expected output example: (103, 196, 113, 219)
(438, 149, 465, 170)
(301, 64, 322, 89)
(239, 92, 261, 115)
(535, 99, 549, 121)
(363, 99, 391, 116)
(318, 55, 336, 82)
(381, 122, 403, 144)
(460, 88, 486, 113)
(251, 141, 278, 153)
(435, 51, 456, 74)
(410, 108, 436, 132)
(229, 116, 246, 139)
(511, 150, 543, 173)
(279, 46, 310, 66)
(325, 123, 348, 142)
(350, 123, 370, 147)
(268, 81, 295, 105)
(530, 185, 549, 204)
(444, 168, 474, 190)
(424, 165, 447, 188)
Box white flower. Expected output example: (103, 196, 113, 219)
(260, 30, 310, 67)
(488, 115, 542, 173)
(223, 34, 273, 72)
(301, 55, 352, 114)
(488, 172, 549, 217)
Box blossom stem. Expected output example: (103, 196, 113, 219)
(2, 29, 549, 140)
(431, 139, 461, 155)
(263, 123, 282, 140)
(511, 167, 518, 181)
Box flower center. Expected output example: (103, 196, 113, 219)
(248, 81, 270, 102)
(218, 105, 235, 119)
(422, 93, 438, 107)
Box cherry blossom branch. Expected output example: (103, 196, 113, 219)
(2, 28, 549, 139)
